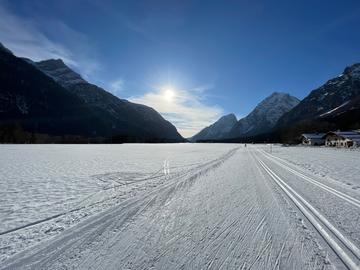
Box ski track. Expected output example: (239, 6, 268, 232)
(1, 144, 359, 269)
(0, 144, 236, 261)
(262, 145, 360, 190)
(257, 149, 360, 209)
(252, 150, 360, 269)
(254, 147, 360, 253)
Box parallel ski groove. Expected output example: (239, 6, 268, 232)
(258, 149, 360, 209)
(253, 151, 360, 270)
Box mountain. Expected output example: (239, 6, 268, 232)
(35, 59, 87, 87)
(277, 63, 360, 127)
(34, 59, 183, 142)
(190, 114, 237, 142)
(0, 43, 183, 142)
(0, 43, 110, 141)
(228, 92, 300, 138)
(274, 63, 360, 143)
(0, 42, 12, 54)
(319, 94, 360, 130)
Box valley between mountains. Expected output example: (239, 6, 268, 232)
(1, 3, 360, 270)
(1, 41, 360, 143)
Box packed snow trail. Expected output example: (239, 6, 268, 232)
(252, 151, 360, 269)
(2, 145, 358, 269)
(257, 149, 360, 209)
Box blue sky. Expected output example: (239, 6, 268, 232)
(1, 0, 360, 136)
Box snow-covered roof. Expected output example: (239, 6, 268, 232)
(302, 133, 326, 140)
(324, 131, 360, 142)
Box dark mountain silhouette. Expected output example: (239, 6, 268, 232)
(190, 114, 237, 142)
(0, 43, 183, 143)
(278, 63, 360, 127)
(274, 63, 360, 143)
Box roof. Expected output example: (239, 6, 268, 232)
(301, 133, 326, 140)
(324, 131, 360, 142)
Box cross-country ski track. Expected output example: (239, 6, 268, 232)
(1, 145, 359, 270)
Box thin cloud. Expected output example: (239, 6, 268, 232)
(129, 86, 223, 138)
(0, 4, 99, 79)
(109, 79, 124, 95)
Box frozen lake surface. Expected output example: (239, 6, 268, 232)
(0, 144, 359, 269)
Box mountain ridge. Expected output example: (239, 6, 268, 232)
(191, 92, 300, 142)
(277, 63, 360, 127)
(2, 41, 360, 144)
(0, 43, 183, 142)
(34, 58, 183, 141)
(190, 113, 237, 142)
(228, 92, 300, 138)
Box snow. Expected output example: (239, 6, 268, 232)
(256, 92, 300, 124)
(35, 59, 87, 87)
(319, 101, 350, 117)
(259, 144, 360, 189)
(256, 144, 360, 268)
(0, 144, 235, 261)
(1, 144, 359, 269)
(232, 92, 300, 137)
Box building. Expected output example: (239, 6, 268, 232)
(301, 133, 325, 146)
(324, 131, 360, 147)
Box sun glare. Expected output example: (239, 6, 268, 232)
(163, 87, 175, 102)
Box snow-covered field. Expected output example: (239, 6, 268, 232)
(0, 144, 236, 261)
(260, 144, 360, 189)
(0, 144, 359, 269)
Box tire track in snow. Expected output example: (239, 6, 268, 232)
(253, 151, 360, 270)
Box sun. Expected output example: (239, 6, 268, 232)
(163, 87, 175, 102)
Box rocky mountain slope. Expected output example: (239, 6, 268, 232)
(0, 43, 183, 142)
(190, 114, 237, 142)
(228, 92, 300, 138)
(273, 63, 360, 143)
(0, 44, 109, 140)
(195, 63, 360, 143)
(35, 59, 183, 141)
(277, 63, 360, 127)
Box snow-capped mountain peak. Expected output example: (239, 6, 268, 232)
(228, 92, 300, 138)
(251, 92, 300, 125)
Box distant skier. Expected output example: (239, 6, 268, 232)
(244, 143, 247, 147)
